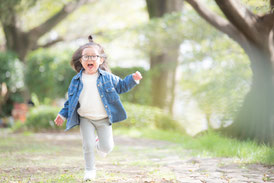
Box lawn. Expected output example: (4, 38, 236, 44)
(0, 128, 273, 183)
(114, 127, 274, 165)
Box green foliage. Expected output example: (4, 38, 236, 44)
(0, 51, 24, 93)
(25, 105, 65, 131)
(135, 12, 185, 56)
(12, 102, 184, 133)
(25, 49, 75, 102)
(243, 0, 270, 14)
(181, 35, 251, 125)
(0, 0, 36, 23)
(11, 120, 28, 132)
(0, 51, 24, 116)
(25, 51, 153, 105)
(14, 102, 178, 132)
(111, 67, 151, 105)
(177, 7, 252, 125)
(115, 102, 185, 133)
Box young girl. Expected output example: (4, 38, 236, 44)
(54, 35, 142, 181)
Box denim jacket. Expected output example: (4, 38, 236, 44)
(59, 68, 138, 131)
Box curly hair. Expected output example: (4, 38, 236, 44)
(70, 35, 111, 73)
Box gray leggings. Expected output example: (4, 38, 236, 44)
(80, 117, 114, 171)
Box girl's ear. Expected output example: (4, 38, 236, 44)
(100, 57, 105, 64)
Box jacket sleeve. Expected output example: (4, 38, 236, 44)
(58, 78, 74, 119)
(111, 74, 138, 94)
(58, 99, 69, 119)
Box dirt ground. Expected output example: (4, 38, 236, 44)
(0, 131, 273, 183)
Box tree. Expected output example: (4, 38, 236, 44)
(185, 0, 274, 144)
(0, 0, 95, 61)
(145, 0, 183, 112)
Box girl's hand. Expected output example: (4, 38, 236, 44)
(133, 71, 143, 81)
(54, 115, 64, 126)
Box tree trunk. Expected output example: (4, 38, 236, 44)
(150, 46, 180, 110)
(1, 12, 31, 61)
(150, 54, 168, 107)
(146, 0, 183, 110)
(167, 45, 180, 114)
(185, 0, 274, 144)
(226, 46, 274, 145)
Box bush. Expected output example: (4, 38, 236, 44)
(11, 120, 28, 132)
(111, 67, 152, 105)
(0, 51, 24, 117)
(19, 103, 184, 133)
(25, 105, 65, 131)
(25, 52, 151, 105)
(25, 49, 75, 102)
(116, 102, 185, 133)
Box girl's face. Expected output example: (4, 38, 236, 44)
(80, 47, 104, 74)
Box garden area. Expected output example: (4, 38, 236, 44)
(0, 0, 274, 182)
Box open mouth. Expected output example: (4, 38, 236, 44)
(87, 63, 94, 69)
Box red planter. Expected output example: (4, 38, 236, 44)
(11, 103, 28, 122)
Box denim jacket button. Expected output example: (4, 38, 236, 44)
(105, 105, 108, 108)
(101, 95, 103, 98)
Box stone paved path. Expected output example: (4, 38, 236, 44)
(0, 131, 273, 182)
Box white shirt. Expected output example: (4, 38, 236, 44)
(77, 72, 108, 120)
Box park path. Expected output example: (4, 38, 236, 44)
(0, 131, 273, 183)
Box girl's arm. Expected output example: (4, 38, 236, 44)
(54, 77, 74, 126)
(54, 100, 68, 126)
(58, 99, 69, 119)
(111, 71, 142, 94)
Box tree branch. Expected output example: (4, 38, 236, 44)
(271, 0, 274, 11)
(32, 30, 104, 50)
(185, 0, 249, 49)
(29, 0, 95, 40)
(214, 0, 261, 44)
(32, 38, 64, 50)
(259, 12, 274, 31)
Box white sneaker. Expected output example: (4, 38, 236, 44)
(95, 136, 107, 157)
(83, 170, 96, 181)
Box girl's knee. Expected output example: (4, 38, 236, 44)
(99, 142, 114, 153)
(83, 142, 95, 153)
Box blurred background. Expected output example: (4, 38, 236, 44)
(0, 0, 273, 146)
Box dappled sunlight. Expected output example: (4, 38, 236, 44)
(0, 0, 273, 182)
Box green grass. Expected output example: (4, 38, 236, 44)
(113, 127, 274, 165)
(0, 127, 273, 182)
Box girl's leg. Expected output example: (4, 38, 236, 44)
(93, 118, 114, 154)
(80, 117, 96, 171)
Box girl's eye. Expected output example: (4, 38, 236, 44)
(82, 55, 99, 61)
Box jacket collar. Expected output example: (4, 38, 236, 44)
(74, 68, 83, 79)
(98, 68, 107, 76)
(74, 68, 106, 79)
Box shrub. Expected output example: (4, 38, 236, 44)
(11, 120, 28, 132)
(25, 49, 75, 102)
(0, 51, 24, 117)
(21, 103, 184, 133)
(25, 105, 65, 131)
(116, 102, 185, 133)
(111, 67, 152, 105)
